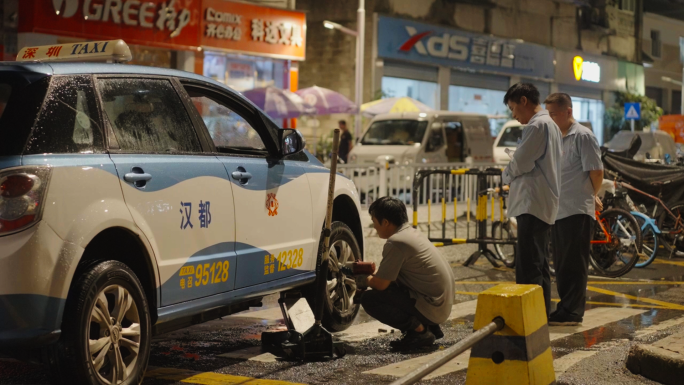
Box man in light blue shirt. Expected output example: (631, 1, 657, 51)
(502, 83, 562, 316)
(545, 93, 603, 326)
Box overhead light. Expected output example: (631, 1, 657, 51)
(323, 21, 335, 29)
(643, 62, 653, 68)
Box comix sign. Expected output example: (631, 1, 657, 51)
(377, 16, 554, 79)
(201, 0, 306, 60)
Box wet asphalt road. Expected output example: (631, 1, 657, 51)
(2, 224, 684, 385)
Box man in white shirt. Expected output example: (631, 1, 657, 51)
(545, 93, 603, 326)
(502, 83, 563, 316)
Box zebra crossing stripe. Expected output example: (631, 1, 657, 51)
(363, 307, 647, 380)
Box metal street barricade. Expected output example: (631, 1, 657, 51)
(411, 167, 516, 268)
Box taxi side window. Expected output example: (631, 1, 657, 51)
(25, 75, 103, 154)
(97, 78, 201, 153)
(185, 91, 266, 152)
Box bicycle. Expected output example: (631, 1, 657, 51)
(602, 186, 660, 268)
(491, 193, 641, 278)
(589, 208, 642, 278)
(604, 169, 684, 261)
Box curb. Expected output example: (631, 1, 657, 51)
(626, 343, 684, 385)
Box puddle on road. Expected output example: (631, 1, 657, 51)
(552, 308, 682, 353)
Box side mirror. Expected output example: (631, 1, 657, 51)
(280, 128, 305, 156)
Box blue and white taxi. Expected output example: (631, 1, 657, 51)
(0, 40, 364, 384)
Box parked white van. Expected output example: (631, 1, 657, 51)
(346, 111, 492, 198)
(348, 111, 493, 166)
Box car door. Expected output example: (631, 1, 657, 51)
(96, 76, 237, 306)
(423, 122, 447, 163)
(180, 81, 315, 290)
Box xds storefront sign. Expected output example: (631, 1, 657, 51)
(377, 16, 554, 79)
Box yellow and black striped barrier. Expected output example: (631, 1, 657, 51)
(466, 284, 555, 384)
(411, 167, 515, 268)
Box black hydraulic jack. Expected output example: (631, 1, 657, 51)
(261, 129, 346, 361)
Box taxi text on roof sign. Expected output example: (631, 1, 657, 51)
(16, 40, 132, 63)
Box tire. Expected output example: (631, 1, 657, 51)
(305, 222, 362, 332)
(623, 215, 658, 268)
(589, 209, 642, 278)
(491, 220, 516, 268)
(46, 261, 151, 385)
(657, 201, 684, 253)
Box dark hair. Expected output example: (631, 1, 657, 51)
(338, 120, 347, 125)
(544, 93, 572, 108)
(503, 83, 540, 106)
(369, 197, 408, 227)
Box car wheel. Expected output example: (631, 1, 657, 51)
(47, 261, 151, 385)
(306, 222, 362, 332)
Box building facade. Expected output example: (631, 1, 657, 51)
(298, 0, 646, 144)
(642, 12, 684, 115)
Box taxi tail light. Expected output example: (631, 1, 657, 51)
(0, 167, 52, 235)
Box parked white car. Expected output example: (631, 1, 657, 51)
(493, 120, 523, 164)
(493, 120, 595, 164)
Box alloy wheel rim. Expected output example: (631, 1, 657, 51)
(88, 284, 141, 385)
(326, 239, 358, 314)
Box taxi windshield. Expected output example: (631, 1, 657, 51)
(361, 120, 428, 145)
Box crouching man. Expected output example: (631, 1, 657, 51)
(357, 197, 455, 350)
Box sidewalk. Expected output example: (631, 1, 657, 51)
(626, 329, 684, 384)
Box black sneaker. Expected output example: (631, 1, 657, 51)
(429, 324, 444, 340)
(389, 328, 436, 350)
(548, 311, 582, 326)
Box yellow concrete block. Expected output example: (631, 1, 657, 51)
(466, 284, 554, 385)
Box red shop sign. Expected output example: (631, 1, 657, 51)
(19, 0, 202, 51)
(201, 0, 306, 60)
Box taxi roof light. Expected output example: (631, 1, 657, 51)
(15, 39, 132, 64)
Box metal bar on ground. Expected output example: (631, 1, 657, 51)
(428, 198, 431, 238)
(389, 317, 505, 385)
(454, 197, 457, 238)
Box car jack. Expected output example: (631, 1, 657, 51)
(263, 129, 346, 361)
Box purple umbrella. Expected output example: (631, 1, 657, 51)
(242, 86, 315, 119)
(295, 86, 358, 115)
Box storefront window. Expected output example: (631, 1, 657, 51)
(572, 96, 605, 144)
(381, 77, 438, 109)
(448, 86, 508, 136)
(203, 52, 287, 92)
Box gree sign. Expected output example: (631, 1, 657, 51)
(573, 56, 601, 83)
(377, 16, 555, 79)
(21, 0, 200, 50)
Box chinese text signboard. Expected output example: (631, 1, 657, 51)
(20, 0, 201, 51)
(660, 115, 684, 144)
(201, 0, 306, 60)
(19, 0, 306, 60)
(376, 15, 554, 79)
